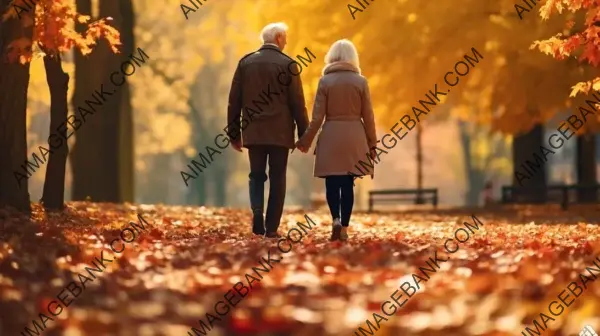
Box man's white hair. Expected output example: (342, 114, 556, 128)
(260, 22, 288, 44)
(325, 39, 360, 69)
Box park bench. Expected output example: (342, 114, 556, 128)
(501, 184, 600, 210)
(309, 192, 327, 210)
(368, 188, 438, 212)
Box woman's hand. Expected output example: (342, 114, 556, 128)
(369, 146, 377, 160)
(368, 141, 380, 160)
(295, 140, 309, 153)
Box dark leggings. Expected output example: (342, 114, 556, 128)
(325, 175, 354, 227)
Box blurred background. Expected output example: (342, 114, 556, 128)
(15, 0, 600, 210)
(4, 2, 600, 335)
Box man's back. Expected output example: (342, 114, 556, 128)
(227, 44, 309, 149)
(239, 45, 294, 119)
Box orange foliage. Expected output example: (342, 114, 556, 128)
(532, 0, 600, 96)
(2, 0, 120, 63)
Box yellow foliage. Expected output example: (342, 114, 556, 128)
(23, 0, 599, 169)
(249, 0, 597, 135)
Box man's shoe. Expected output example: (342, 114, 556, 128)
(249, 175, 265, 235)
(252, 209, 265, 235)
(340, 227, 349, 241)
(331, 218, 342, 241)
(264, 232, 282, 239)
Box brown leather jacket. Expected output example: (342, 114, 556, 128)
(226, 44, 309, 149)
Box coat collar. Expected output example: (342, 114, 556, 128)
(260, 43, 281, 51)
(323, 61, 361, 75)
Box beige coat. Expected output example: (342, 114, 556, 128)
(297, 62, 377, 178)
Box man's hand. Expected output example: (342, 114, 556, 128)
(295, 140, 308, 153)
(231, 139, 243, 152)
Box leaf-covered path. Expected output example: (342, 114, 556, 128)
(1, 203, 600, 336)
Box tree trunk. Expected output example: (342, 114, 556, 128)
(596, 135, 600, 165)
(194, 174, 208, 205)
(72, 0, 132, 202)
(213, 169, 227, 206)
(0, 1, 33, 213)
(576, 134, 597, 202)
(118, 0, 135, 202)
(190, 64, 224, 206)
(119, 83, 134, 202)
(458, 120, 479, 205)
(458, 120, 472, 205)
(89, 0, 120, 202)
(188, 92, 209, 205)
(41, 54, 69, 210)
(415, 123, 424, 203)
(458, 120, 499, 206)
(72, 0, 102, 201)
(512, 124, 546, 203)
(210, 50, 235, 207)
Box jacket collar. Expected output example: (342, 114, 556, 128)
(323, 61, 361, 75)
(260, 43, 281, 51)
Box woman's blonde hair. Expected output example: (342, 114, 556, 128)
(324, 39, 360, 69)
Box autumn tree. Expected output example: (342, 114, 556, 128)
(0, 0, 32, 212)
(40, 46, 69, 210)
(71, 0, 133, 203)
(131, 0, 291, 206)
(255, 0, 595, 203)
(532, 0, 600, 202)
(0, 0, 119, 213)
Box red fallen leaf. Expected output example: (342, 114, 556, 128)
(229, 314, 295, 333)
(259, 316, 297, 333)
(367, 300, 382, 311)
(147, 228, 163, 239)
(39, 296, 54, 313)
(229, 316, 254, 333)
(248, 280, 264, 292)
(524, 239, 543, 250)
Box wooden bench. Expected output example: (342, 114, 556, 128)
(309, 193, 327, 210)
(368, 188, 438, 212)
(501, 184, 600, 210)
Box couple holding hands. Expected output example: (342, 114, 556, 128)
(226, 22, 376, 241)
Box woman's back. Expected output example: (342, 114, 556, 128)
(320, 62, 367, 121)
(295, 38, 378, 241)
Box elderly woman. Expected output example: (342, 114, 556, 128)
(295, 39, 377, 241)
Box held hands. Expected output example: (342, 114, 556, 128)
(294, 140, 309, 153)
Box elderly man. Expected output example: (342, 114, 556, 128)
(226, 22, 309, 238)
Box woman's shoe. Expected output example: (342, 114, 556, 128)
(340, 227, 348, 241)
(331, 218, 342, 241)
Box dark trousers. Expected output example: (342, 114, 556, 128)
(248, 145, 289, 233)
(325, 175, 354, 227)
